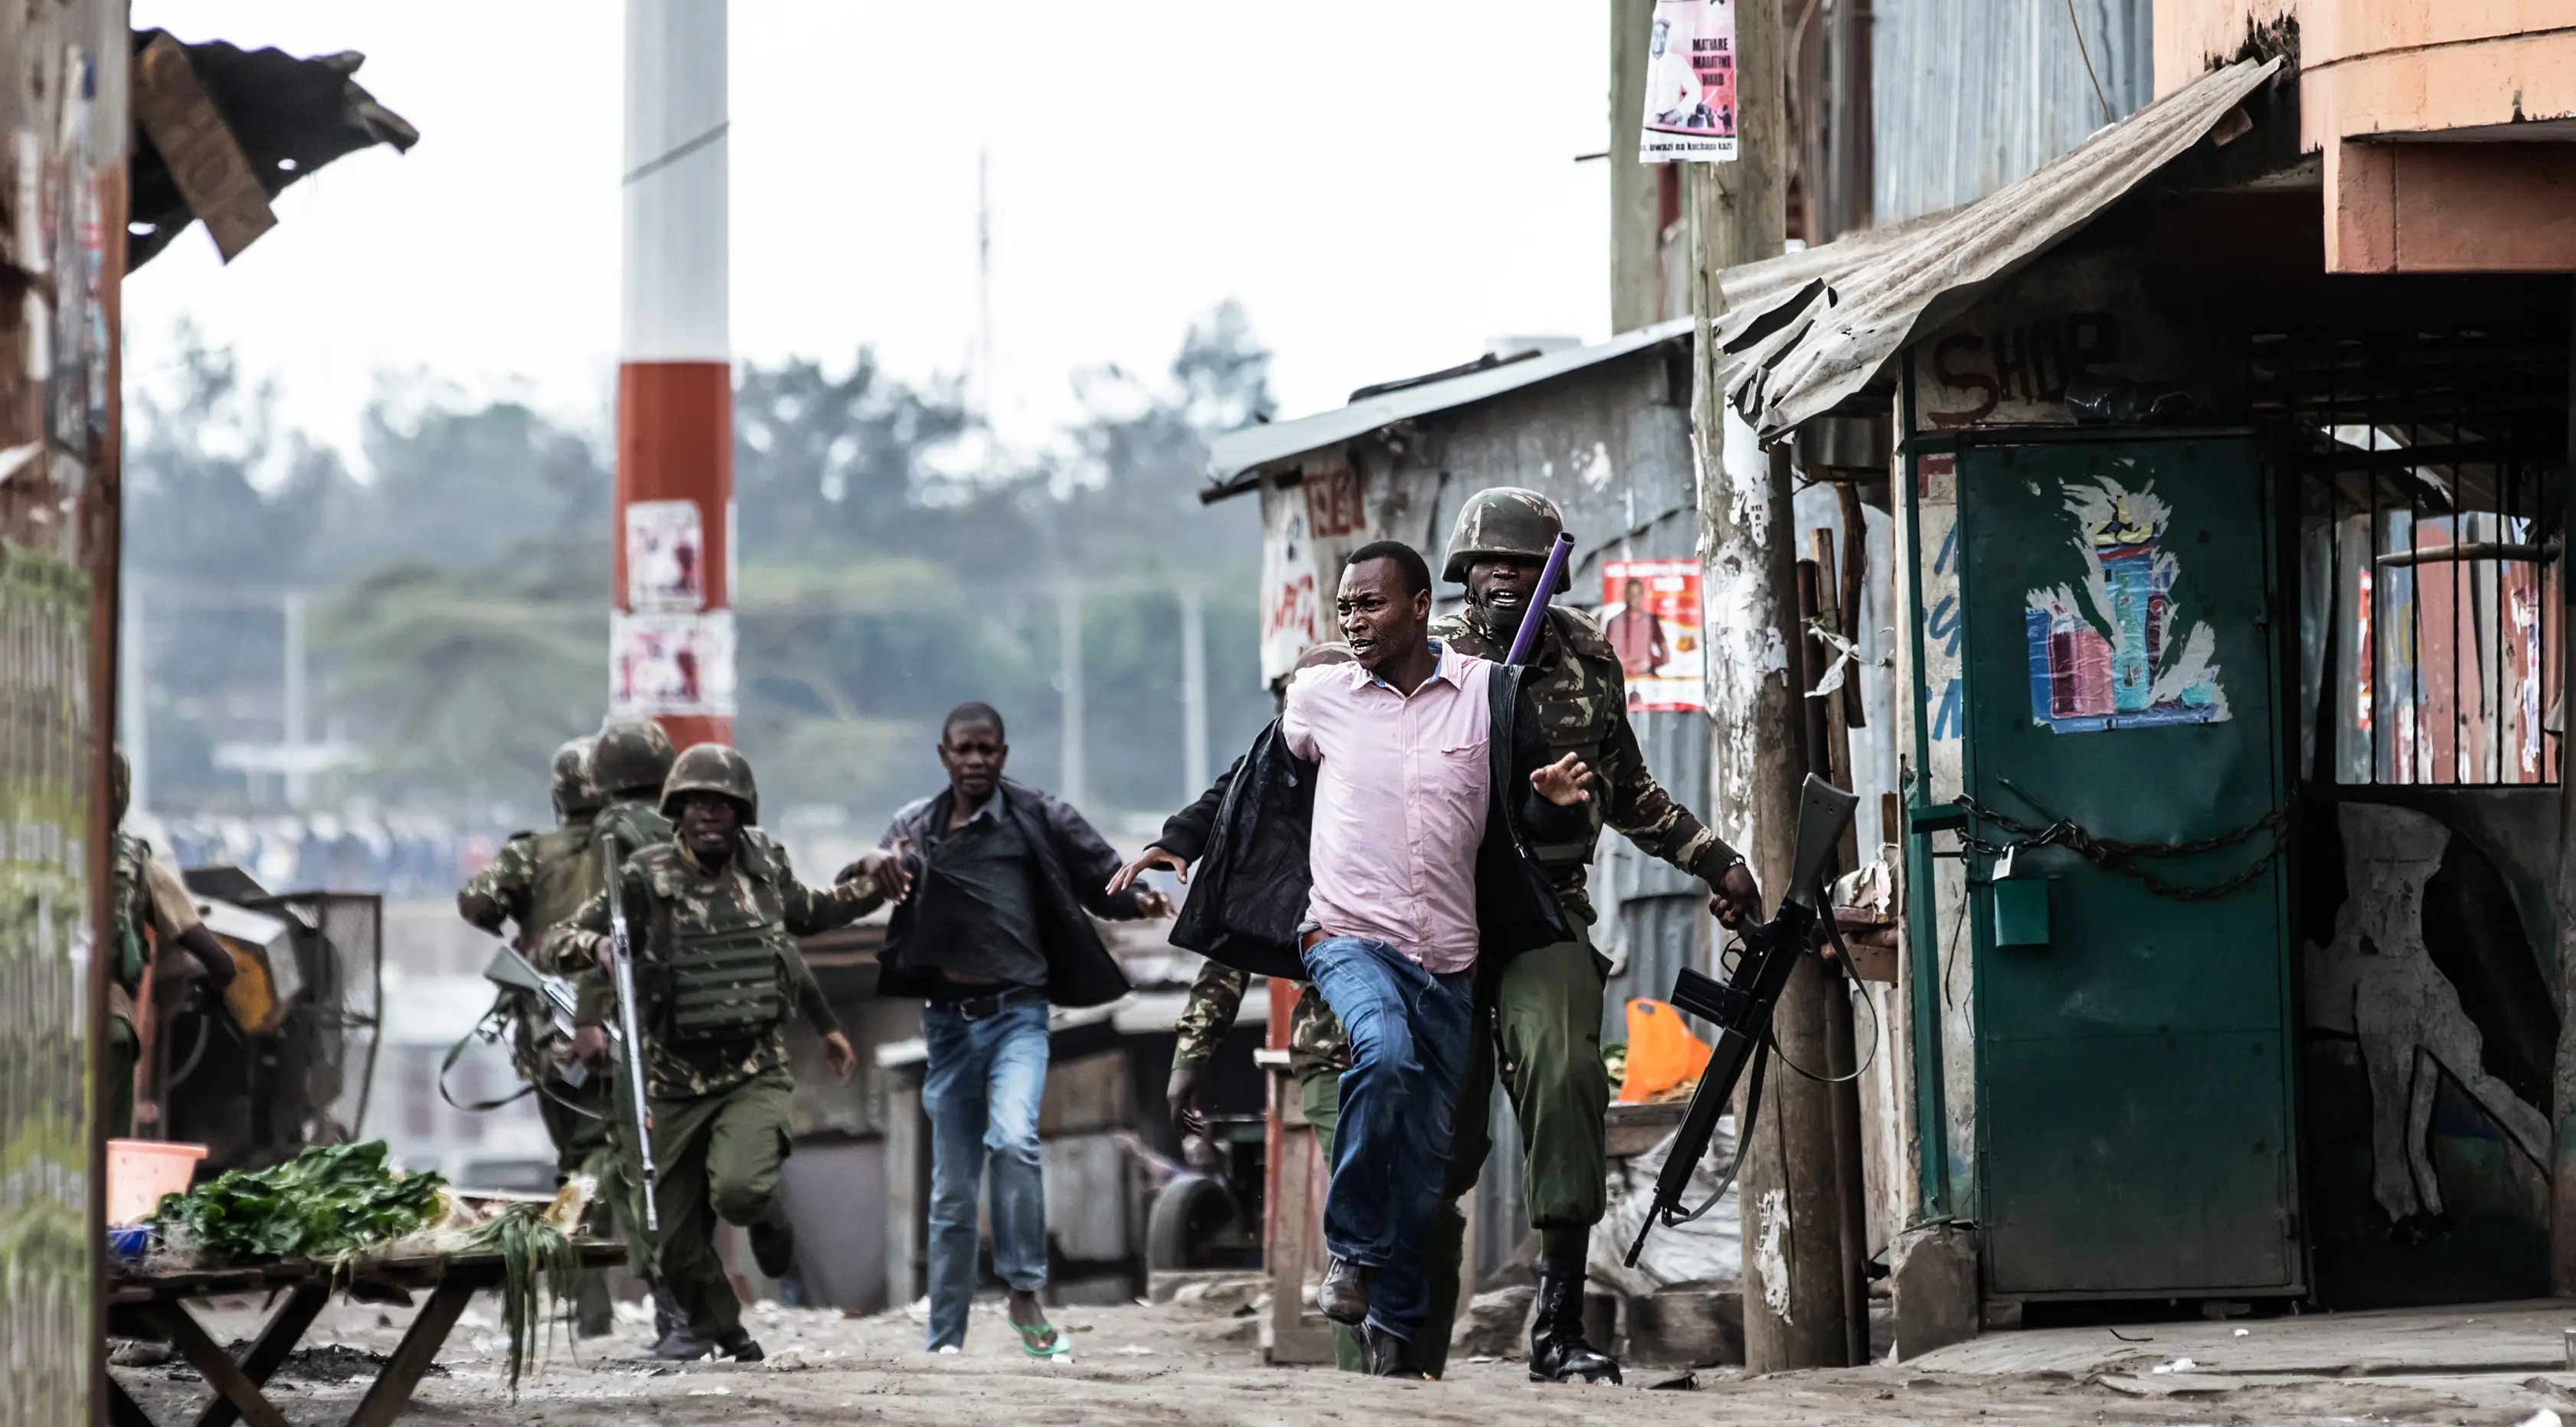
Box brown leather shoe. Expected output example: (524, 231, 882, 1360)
(1317, 1256, 1375, 1326)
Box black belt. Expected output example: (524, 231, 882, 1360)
(938, 985, 1048, 1021)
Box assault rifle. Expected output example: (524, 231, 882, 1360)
(479, 944, 621, 1089)
(1625, 773, 1858, 1266)
(602, 841, 661, 1233)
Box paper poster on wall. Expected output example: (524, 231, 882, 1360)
(626, 499, 705, 612)
(1603, 558, 1705, 713)
(610, 609, 737, 717)
(1639, 0, 1738, 163)
(1257, 464, 1369, 683)
(2024, 478, 2228, 733)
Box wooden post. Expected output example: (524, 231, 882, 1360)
(1686, 0, 1849, 1373)
(1801, 548, 1872, 1369)
(2552, 292, 2576, 1296)
(1610, 0, 1662, 334)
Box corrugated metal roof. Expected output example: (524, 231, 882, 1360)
(1721, 57, 2280, 440)
(1203, 57, 2276, 496)
(1201, 318, 1692, 499)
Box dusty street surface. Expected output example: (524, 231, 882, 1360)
(110, 1288, 2576, 1425)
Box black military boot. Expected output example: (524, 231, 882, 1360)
(647, 1283, 708, 1360)
(717, 1330, 764, 1363)
(1361, 1321, 1414, 1378)
(750, 1206, 796, 1278)
(1528, 1265, 1622, 1384)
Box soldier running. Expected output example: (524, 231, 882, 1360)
(454, 736, 621, 1334)
(552, 743, 864, 1363)
(1428, 486, 1756, 1383)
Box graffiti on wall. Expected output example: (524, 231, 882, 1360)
(2309, 802, 2551, 1223)
(2022, 477, 2228, 733)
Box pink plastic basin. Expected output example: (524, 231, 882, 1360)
(106, 1139, 208, 1226)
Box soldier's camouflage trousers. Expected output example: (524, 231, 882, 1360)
(650, 1068, 795, 1344)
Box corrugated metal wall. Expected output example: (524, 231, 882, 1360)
(1872, 0, 2153, 224)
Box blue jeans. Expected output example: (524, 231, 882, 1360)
(1303, 936, 1475, 1342)
(921, 999, 1051, 1351)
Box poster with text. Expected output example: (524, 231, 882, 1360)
(1639, 0, 1738, 162)
(610, 609, 737, 717)
(626, 499, 706, 612)
(1603, 559, 1705, 712)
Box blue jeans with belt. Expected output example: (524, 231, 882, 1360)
(921, 996, 1051, 1350)
(1302, 935, 1475, 1343)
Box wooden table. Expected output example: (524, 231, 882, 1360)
(106, 1242, 626, 1427)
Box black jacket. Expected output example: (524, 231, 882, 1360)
(875, 779, 1143, 1008)
(1159, 662, 1578, 981)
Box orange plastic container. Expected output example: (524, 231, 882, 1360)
(106, 1139, 208, 1226)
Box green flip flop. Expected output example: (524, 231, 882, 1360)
(1013, 1320, 1073, 1360)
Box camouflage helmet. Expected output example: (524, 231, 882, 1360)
(660, 743, 758, 825)
(110, 746, 132, 825)
(593, 717, 676, 799)
(550, 736, 604, 821)
(1442, 486, 1565, 583)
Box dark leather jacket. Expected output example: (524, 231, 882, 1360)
(875, 779, 1146, 1008)
(1158, 663, 1579, 981)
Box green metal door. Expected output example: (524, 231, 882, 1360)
(1953, 432, 2301, 1299)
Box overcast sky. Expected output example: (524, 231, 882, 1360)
(126, 2, 1616, 469)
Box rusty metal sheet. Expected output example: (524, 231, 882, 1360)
(1716, 57, 2281, 442)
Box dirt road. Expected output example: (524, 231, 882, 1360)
(111, 1290, 2576, 1425)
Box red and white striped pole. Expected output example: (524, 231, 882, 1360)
(611, 0, 734, 752)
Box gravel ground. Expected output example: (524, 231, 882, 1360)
(109, 1289, 2576, 1425)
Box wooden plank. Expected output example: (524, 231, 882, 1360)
(136, 1303, 290, 1427)
(194, 1283, 327, 1427)
(343, 1277, 475, 1427)
(106, 1373, 159, 1427)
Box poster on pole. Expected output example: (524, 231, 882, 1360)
(1602, 558, 1706, 712)
(626, 499, 706, 612)
(1639, 0, 1739, 163)
(610, 609, 737, 717)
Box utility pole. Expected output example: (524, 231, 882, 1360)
(1685, 0, 1849, 1373)
(1179, 586, 1210, 800)
(122, 581, 149, 814)
(283, 590, 309, 805)
(1059, 587, 1087, 808)
(614, 0, 734, 752)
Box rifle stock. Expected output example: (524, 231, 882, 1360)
(603, 841, 660, 1234)
(1624, 775, 1857, 1267)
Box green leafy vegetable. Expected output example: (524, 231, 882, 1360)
(150, 1141, 447, 1265)
(463, 1202, 580, 1393)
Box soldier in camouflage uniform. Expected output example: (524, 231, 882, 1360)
(551, 744, 865, 1363)
(454, 736, 619, 1335)
(105, 748, 236, 1139)
(1431, 486, 1756, 1383)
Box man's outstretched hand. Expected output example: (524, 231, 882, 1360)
(1108, 846, 1188, 896)
(1531, 753, 1597, 808)
(839, 842, 913, 904)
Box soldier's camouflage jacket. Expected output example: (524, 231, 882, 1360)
(1170, 957, 1349, 1076)
(552, 828, 864, 1100)
(1431, 602, 1738, 918)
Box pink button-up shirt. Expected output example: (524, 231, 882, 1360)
(1280, 640, 1493, 975)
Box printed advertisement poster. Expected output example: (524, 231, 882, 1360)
(610, 609, 737, 717)
(626, 499, 706, 612)
(2022, 478, 2228, 733)
(1257, 464, 1369, 683)
(1603, 558, 1705, 712)
(1639, 0, 1739, 162)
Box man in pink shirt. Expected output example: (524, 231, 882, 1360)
(1281, 540, 1596, 1372)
